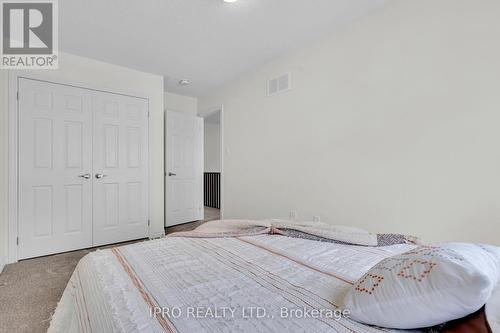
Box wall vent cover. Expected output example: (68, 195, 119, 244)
(267, 72, 291, 96)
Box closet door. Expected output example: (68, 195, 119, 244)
(92, 91, 149, 246)
(18, 78, 93, 259)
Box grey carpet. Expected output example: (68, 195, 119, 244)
(0, 208, 219, 333)
(0, 249, 91, 333)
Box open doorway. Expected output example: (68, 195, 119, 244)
(164, 107, 223, 232)
(202, 110, 222, 221)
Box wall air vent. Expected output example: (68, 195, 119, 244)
(267, 72, 291, 96)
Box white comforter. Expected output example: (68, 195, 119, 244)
(48, 229, 421, 333)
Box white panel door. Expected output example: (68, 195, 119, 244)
(92, 91, 149, 246)
(18, 78, 93, 259)
(165, 111, 203, 226)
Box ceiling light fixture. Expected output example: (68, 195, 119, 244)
(178, 79, 191, 86)
(223, 0, 238, 3)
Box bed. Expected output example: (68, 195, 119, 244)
(48, 220, 497, 333)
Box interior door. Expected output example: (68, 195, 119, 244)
(92, 91, 149, 246)
(165, 111, 204, 226)
(18, 78, 93, 259)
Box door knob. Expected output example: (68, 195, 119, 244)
(168, 172, 177, 176)
(95, 173, 107, 179)
(78, 173, 91, 179)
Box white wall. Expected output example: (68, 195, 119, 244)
(205, 123, 221, 172)
(1, 52, 165, 263)
(164, 91, 197, 115)
(200, 0, 500, 245)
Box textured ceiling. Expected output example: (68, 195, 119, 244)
(59, 0, 387, 97)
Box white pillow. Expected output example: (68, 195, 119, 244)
(343, 243, 500, 329)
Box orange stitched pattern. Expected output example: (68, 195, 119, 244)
(397, 259, 437, 282)
(354, 274, 384, 295)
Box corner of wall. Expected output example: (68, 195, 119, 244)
(1, 70, 9, 267)
(0, 257, 5, 275)
(164, 90, 198, 115)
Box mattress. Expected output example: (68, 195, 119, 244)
(48, 233, 420, 333)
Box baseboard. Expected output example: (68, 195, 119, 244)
(149, 231, 165, 240)
(0, 257, 5, 275)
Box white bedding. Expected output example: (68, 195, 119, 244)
(48, 231, 421, 333)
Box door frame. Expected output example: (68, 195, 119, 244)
(7, 72, 151, 263)
(198, 105, 225, 219)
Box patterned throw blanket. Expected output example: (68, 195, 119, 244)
(170, 219, 420, 247)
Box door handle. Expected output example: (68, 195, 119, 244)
(168, 172, 177, 176)
(78, 173, 91, 179)
(95, 173, 108, 179)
